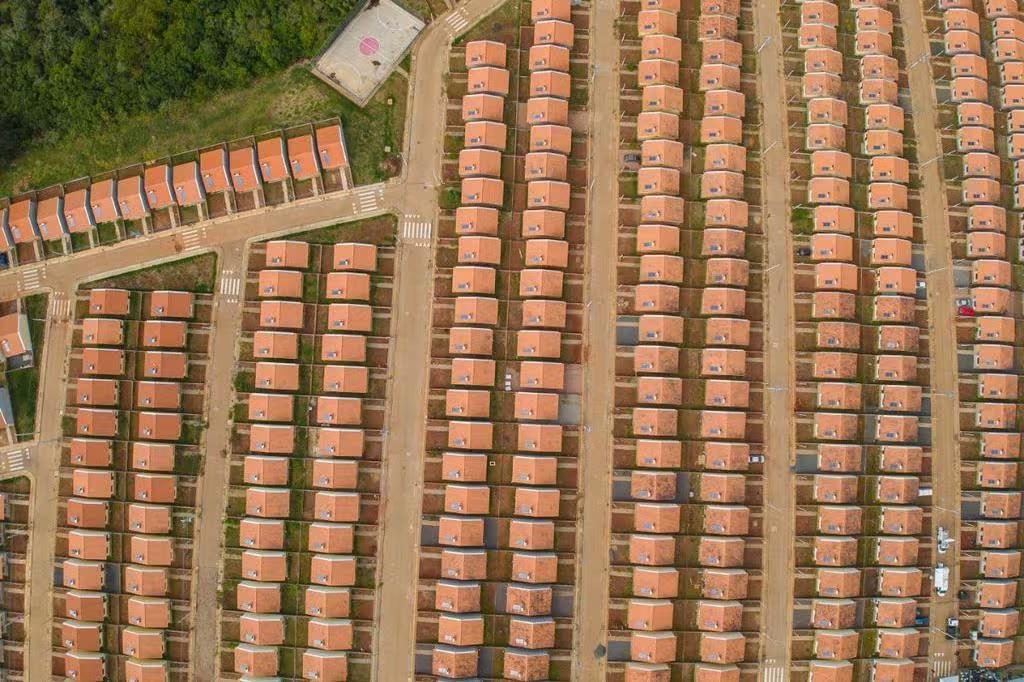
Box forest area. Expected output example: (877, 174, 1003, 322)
(0, 0, 362, 191)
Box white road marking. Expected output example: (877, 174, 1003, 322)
(219, 270, 242, 302)
(400, 216, 433, 246)
(181, 227, 206, 251)
(0, 448, 29, 474)
(18, 266, 43, 292)
(354, 185, 384, 213)
(48, 293, 70, 319)
(762, 660, 784, 682)
(447, 9, 470, 33)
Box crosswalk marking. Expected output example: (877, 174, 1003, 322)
(0, 448, 28, 474)
(933, 652, 955, 677)
(401, 216, 433, 246)
(181, 227, 205, 251)
(48, 293, 70, 319)
(354, 185, 383, 213)
(219, 270, 242, 302)
(447, 8, 470, 33)
(17, 266, 42, 292)
(762, 659, 784, 682)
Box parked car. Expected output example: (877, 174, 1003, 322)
(958, 305, 975, 317)
(795, 246, 812, 257)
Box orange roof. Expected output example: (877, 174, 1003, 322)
(465, 40, 507, 68)
(467, 66, 510, 96)
(62, 189, 93, 233)
(459, 148, 502, 178)
(81, 317, 123, 347)
(116, 176, 149, 221)
(149, 290, 193, 319)
(199, 147, 232, 193)
(143, 165, 175, 210)
(325, 271, 371, 301)
(135, 381, 181, 410)
(253, 331, 298, 360)
(637, 111, 680, 141)
(136, 411, 182, 441)
(257, 138, 289, 182)
(522, 208, 566, 237)
(531, 0, 571, 21)
(140, 320, 187, 348)
(141, 351, 187, 380)
(131, 442, 174, 471)
(264, 240, 310, 269)
(462, 93, 504, 124)
(81, 347, 124, 376)
(808, 97, 847, 125)
(254, 362, 300, 392)
(315, 123, 349, 171)
(530, 124, 572, 154)
(643, 34, 682, 62)
(88, 179, 119, 223)
(644, 84, 685, 114)
(525, 151, 568, 181)
(287, 134, 321, 180)
(229, 146, 261, 191)
(464, 120, 507, 150)
(260, 300, 305, 330)
(526, 96, 569, 126)
(454, 206, 499, 235)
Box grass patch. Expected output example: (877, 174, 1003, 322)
(439, 185, 461, 210)
(83, 253, 218, 293)
(285, 215, 398, 246)
(791, 206, 814, 235)
(7, 293, 47, 439)
(0, 66, 408, 195)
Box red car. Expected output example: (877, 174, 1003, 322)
(958, 305, 975, 317)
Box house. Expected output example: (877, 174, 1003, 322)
(116, 176, 149, 221)
(257, 137, 290, 183)
(315, 123, 350, 172)
(199, 147, 232, 194)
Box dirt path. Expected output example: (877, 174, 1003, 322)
(187, 242, 247, 680)
(371, 0, 505, 679)
(23, 285, 73, 682)
(751, 0, 797, 675)
(897, 0, 961, 671)
(570, 0, 619, 676)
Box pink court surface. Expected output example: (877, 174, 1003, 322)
(313, 0, 425, 106)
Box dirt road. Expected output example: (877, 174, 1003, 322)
(371, 0, 505, 679)
(571, 0, 619, 676)
(187, 242, 247, 680)
(22, 285, 73, 682)
(897, 0, 961, 671)
(751, 0, 798, 675)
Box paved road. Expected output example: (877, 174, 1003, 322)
(898, 0, 961, 670)
(371, 0, 505, 679)
(752, 0, 798, 673)
(571, 0, 619, 677)
(187, 243, 247, 680)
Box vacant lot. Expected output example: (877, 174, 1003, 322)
(83, 253, 219, 294)
(0, 67, 408, 195)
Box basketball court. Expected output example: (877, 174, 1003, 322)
(313, 0, 425, 106)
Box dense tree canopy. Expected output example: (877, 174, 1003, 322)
(0, 0, 354, 161)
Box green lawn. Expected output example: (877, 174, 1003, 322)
(0, 66, 408, 196)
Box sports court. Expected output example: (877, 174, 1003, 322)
(313, 0, 425, 106)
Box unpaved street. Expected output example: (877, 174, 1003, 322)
(571, 0, 619, 676)
(752, 0, 797, 675)
(898, 0, 961, 671)
(371, 0, 506, 679)
(188, 243, 247, 680)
